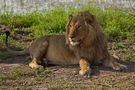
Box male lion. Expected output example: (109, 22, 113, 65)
(28, 12, 127, 76)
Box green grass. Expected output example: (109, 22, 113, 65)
(0, 6, 134, 39)
(0, 5, 135, 60)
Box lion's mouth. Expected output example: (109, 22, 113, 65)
(69, 38, 81, 46)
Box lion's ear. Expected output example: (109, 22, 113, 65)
(68, 14, 73, 20)
(84, 14, 95, 24)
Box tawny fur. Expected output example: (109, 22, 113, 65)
(29, 12, 127, 75)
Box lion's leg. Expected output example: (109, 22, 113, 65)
(79, 58, 91, 77)
(103, 56, 127, 71)
(29, 58, 39, 69)
(29, 42, 48, 69)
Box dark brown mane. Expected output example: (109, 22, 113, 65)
(66, 12, 109, 62)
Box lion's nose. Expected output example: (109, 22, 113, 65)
(70, 35, 75, 39)
(70, 33, 76, 39)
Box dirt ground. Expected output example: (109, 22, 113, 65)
(0, 41, 135, 90)
(0, 54, 135, 90)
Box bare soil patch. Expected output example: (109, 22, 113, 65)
(0, 41, 135, 90)
(0, 55, 135, 90)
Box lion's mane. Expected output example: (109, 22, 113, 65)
(66, 12, 110, 63)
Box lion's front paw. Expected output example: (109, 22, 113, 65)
(79, 70, 86, 76)
(79, 69, 91, 78)
(112, 63, 127, 71)
(29, 62, 39, 69)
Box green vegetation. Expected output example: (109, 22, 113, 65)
(0, 6, 135, 39)
(0, 5, 135, 60)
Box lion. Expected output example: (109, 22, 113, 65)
(28, 12, 127, 76)
(6, 12, 127, 76)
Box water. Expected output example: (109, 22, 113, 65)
(0, 0, 134, 14)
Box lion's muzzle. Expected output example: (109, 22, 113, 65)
(69, 37, 81, 46)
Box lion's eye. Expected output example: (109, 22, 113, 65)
(78, 25, 82, 28)
(69, 24, 72, 28)
(77, 25, 82, 31)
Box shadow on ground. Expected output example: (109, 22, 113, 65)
(0, 55, 135, 74)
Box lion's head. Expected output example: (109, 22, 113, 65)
(66, 12, 103, 47)
(66, 12, 107, 61)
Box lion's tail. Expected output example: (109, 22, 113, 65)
(5, 32, 29, 55)
(6, 46, 29, 55)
